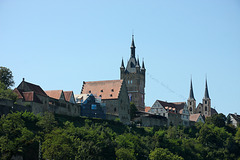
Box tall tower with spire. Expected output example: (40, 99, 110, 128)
(120, 35, 146, 111)
(187, 78, 196, 114)
(202, 79, 211, 117)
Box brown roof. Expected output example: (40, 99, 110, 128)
(189, 113, 201, 122)
(81, 80, 123, 100)
(157, 100, 185, 112)
(45, 90, 64, 100)
(145, 106, 151, 112)
(22, 81, 47, 97)
(22, 91, 42, 103)
(63, 91, 73, 102)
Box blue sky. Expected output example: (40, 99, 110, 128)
(0, 0, 239, 116)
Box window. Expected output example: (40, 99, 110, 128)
(99, 95, 102, 97)
(190, 102, 192, 105)
(110, 94, 113, 97)
(91, 104, 97, 110)
(189, 107, 192, 111)
(114, 107, 116, 112)
(205, 101, 207, 104)
(128, 94, 132, 102)
(205, 106, 207, 111)
(89, 90, 91, 93)
(131, 80, 133, 84)
(101, 90, 103, 92)
(111, 89, 114, 92)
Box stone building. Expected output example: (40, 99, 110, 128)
(120, 35, 146, 111)
(187, 78, 217, 117)
(14, 79, 49, 114)
(14, 79, 80, 117)
(81, 79, 130, 124)
(148, 100, 182, 126)
(45, 90, 79, 117)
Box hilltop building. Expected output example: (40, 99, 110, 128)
(187, 78, 217, 117)
(80, 79, 130, 124)
(120, 35, 146, 111)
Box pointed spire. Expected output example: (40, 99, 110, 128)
(142, 59, 145, 69)
(188, 78, 195, 100)
(136, 57, 140, 67)
(130, 35, 136, 58)
(121, 58, 125, 68)
(204, 78, 210, 99)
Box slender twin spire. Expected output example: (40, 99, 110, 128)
(204, 79, 210, 99)
(188, 78, 210, 100)
(189, 78, 195, 100)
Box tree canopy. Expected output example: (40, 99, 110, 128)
(0, 112, 239, 160)
(0, 66, 14, 89)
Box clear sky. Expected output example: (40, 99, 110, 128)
(1, 0, 240, 116)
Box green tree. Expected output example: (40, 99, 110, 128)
(149, 148, 184, 160)
(36, 112, 57, 133)
(0, 82, 17, 101)
(206, 113, 226, 128)
(0, 66, 14, 88)
(0, 112, 35, 159)
(130, 102, 138, 120)
(116, 148, 136, 160)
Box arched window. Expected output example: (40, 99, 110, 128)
(189, 107, 192, 111)
(205, 106, 207, 111)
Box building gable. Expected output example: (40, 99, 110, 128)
(81, 80, 123, 100)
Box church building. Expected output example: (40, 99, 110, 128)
(120, 35, 146, 111)
(187, 78, 217, 117)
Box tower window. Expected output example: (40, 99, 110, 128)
(89, 90, 91, 93)
(101, 90, 103, 92)
(110, 94, 113, 97)
(114, 107, 116, 112)
(111, 89, 114, 92)
(189, 107, 192, 112)
(205, 106, 207, 111)
(190, 102, 192, 105)
(205, 101, 207, 104)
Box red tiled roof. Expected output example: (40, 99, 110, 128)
(13, 88, 24, 99)
(145, 106, 151, 112)
(63, 91, 73, 102)
(81, 80, 123, 100)
(189, 113, 201, 122)
(22, 91, 42, 103)
(45, 90, 64, 100)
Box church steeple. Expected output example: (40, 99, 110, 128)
(130, 35, 136, 58)
(204, 79, 210, 99)
(188, 78, 195, 100)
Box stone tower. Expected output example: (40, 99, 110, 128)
(187, 79, 196, 114)
(202, 79, 211, 117)
(120, 35, 146, 111)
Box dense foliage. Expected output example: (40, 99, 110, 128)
(0, 112, 239, 160)
(0, 67, 14, 89)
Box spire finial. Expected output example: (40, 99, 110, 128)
(130, 35, 136, 58)
(121, 57, 125, 68)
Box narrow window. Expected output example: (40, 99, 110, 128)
(205, 106, 207, 111)
(110, 94, 113, 97)
(89, 90, 91, 93)
(111, 89, 114, 92)
(101, 90, 103, 92)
